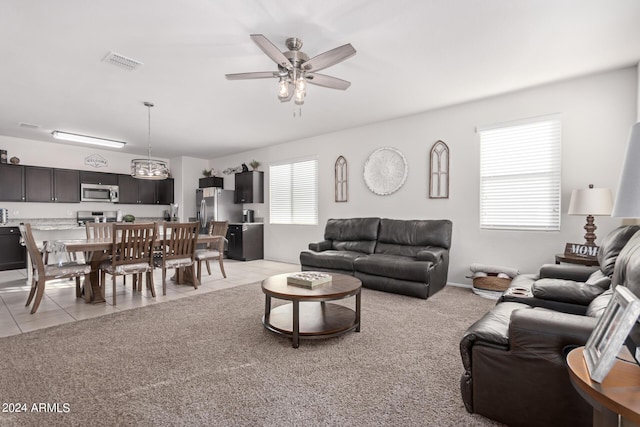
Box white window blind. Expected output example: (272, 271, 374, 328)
(479, 115, 561, 231)
(269, 159, 318, 225)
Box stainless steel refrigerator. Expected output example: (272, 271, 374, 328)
(196, 188, 242, 234)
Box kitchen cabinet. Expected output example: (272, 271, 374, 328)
(156, 178, 175, 205)
(80, 171, 119, 185)
(227, 223, 263, 261)
(0, 164, 25, 201)
(0, 227, 26, 271)
(118, 175, 174, 204)
(234, 171, 263, 203)
(25, 166, 80, 203)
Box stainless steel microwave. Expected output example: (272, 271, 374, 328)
(80, 183, 119, 203)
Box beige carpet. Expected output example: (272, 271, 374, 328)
(0, 283, 503, 426)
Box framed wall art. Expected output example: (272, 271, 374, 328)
(363, 147, 408, 196)
(429, 140, 449, 199)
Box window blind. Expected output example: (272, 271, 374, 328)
(269, 159, 318, 225)
(479, 115, 561, 231)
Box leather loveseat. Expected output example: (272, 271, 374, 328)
(299, 217, 452, 299)
(459, 225, 640, 427)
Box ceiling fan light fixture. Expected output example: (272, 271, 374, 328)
(226, 35, 356, 107)
(294, 88, 305, 106)
(130, 102, 169, 180)
(296, 76, 306, 94)
(278, 77, 290, 99)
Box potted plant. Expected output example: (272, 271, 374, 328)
(250, 160, 261, 171)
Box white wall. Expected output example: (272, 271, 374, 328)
(211, 66, 638, 285)
(170, 156, 210, 221)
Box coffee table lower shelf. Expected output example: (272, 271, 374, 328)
(263, 302, 359, 346)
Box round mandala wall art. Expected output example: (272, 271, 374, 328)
(363, 147, 408, 195)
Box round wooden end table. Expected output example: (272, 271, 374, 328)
(567, 346, 640, 427)
(261, 272, 361, 348)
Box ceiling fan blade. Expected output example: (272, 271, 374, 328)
(225, 72, 278, 80)
(306, 73, 351, 90)
(250, 34, 293, 70)
(303, 43, 356, 72)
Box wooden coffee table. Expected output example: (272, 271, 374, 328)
(261, 272, 361, 348)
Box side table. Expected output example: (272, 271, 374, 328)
(555, 253, 599, 267)
(567, 346, 640, 427)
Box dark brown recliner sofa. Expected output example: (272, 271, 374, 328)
(459, 225, 640, 427)
(299, 217, 452, 299)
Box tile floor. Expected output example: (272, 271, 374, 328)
(0, 259, 299, 338)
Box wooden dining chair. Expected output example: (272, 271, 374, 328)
(85, 222, 135, 287)
(19, 223, 91, 314)
(85, 222, 113, 239)
(157, 221, 199, 295)
(100, 223, 157, 305)
(195, 220, 229, 281)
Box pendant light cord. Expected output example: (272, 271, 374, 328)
(144, 101, 154, 162)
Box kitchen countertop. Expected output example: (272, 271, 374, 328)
(2, 217, 165, 230)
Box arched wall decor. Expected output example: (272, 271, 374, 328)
(429, 140, 449, 199)
(335, 155, 348, 202)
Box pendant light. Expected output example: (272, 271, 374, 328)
(130, 101, 169, 180)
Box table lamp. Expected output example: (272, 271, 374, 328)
(568, 184, 613, 246)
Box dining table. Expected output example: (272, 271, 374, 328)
(47, 233, 222, 304)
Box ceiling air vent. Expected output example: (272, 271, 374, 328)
(19, 122, 40, 129)
(102, 51, 143, 71)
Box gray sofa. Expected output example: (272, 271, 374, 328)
(299, 217, 453, 299)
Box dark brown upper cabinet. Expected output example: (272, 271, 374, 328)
(25, 166, 80, 203)
(234, 171, 264, 204)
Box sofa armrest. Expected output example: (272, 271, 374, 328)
(416, 247, 446, 263)
(509, 308, 597, 364)
(539, 263, 598, 281)
(308, 240, 332, 252)
(460, 302, 529, 370)
(531, 279, 607, 305)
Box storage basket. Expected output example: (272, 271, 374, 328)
(472, 274, 512, 291)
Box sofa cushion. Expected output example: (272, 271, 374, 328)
(300, 250, 364, 271)
(325, 217, 380, 254)
(375, 218, 452, 257)
(354, 254, 432, 283)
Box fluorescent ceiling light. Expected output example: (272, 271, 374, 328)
(52, 131, 126, 148)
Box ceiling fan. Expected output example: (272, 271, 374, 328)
(225, 34, 356, 105)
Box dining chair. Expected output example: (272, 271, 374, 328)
(195, 220, 229, 281)
(100, 222, 157, 305)
(85, 222, 113, 239)
(85, 222, 136, 288)
(157, 221, 199, 295)
(19, 223, 91, 314)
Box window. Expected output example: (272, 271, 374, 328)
(479, 114, 561, 231)
(269, 159, 318, 225)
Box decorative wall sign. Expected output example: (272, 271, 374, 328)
(564, 243, 599, 259)
(84, 154, 108, 168)
(363, 147, 408, 195)
(335, 155, 348, 202)
(429, 140, 449, 198)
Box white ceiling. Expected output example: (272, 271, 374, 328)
(1, 0, 639, 159)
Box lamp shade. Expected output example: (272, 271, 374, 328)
(568, 187, 613, 216)
(612, 122, 640, 218)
